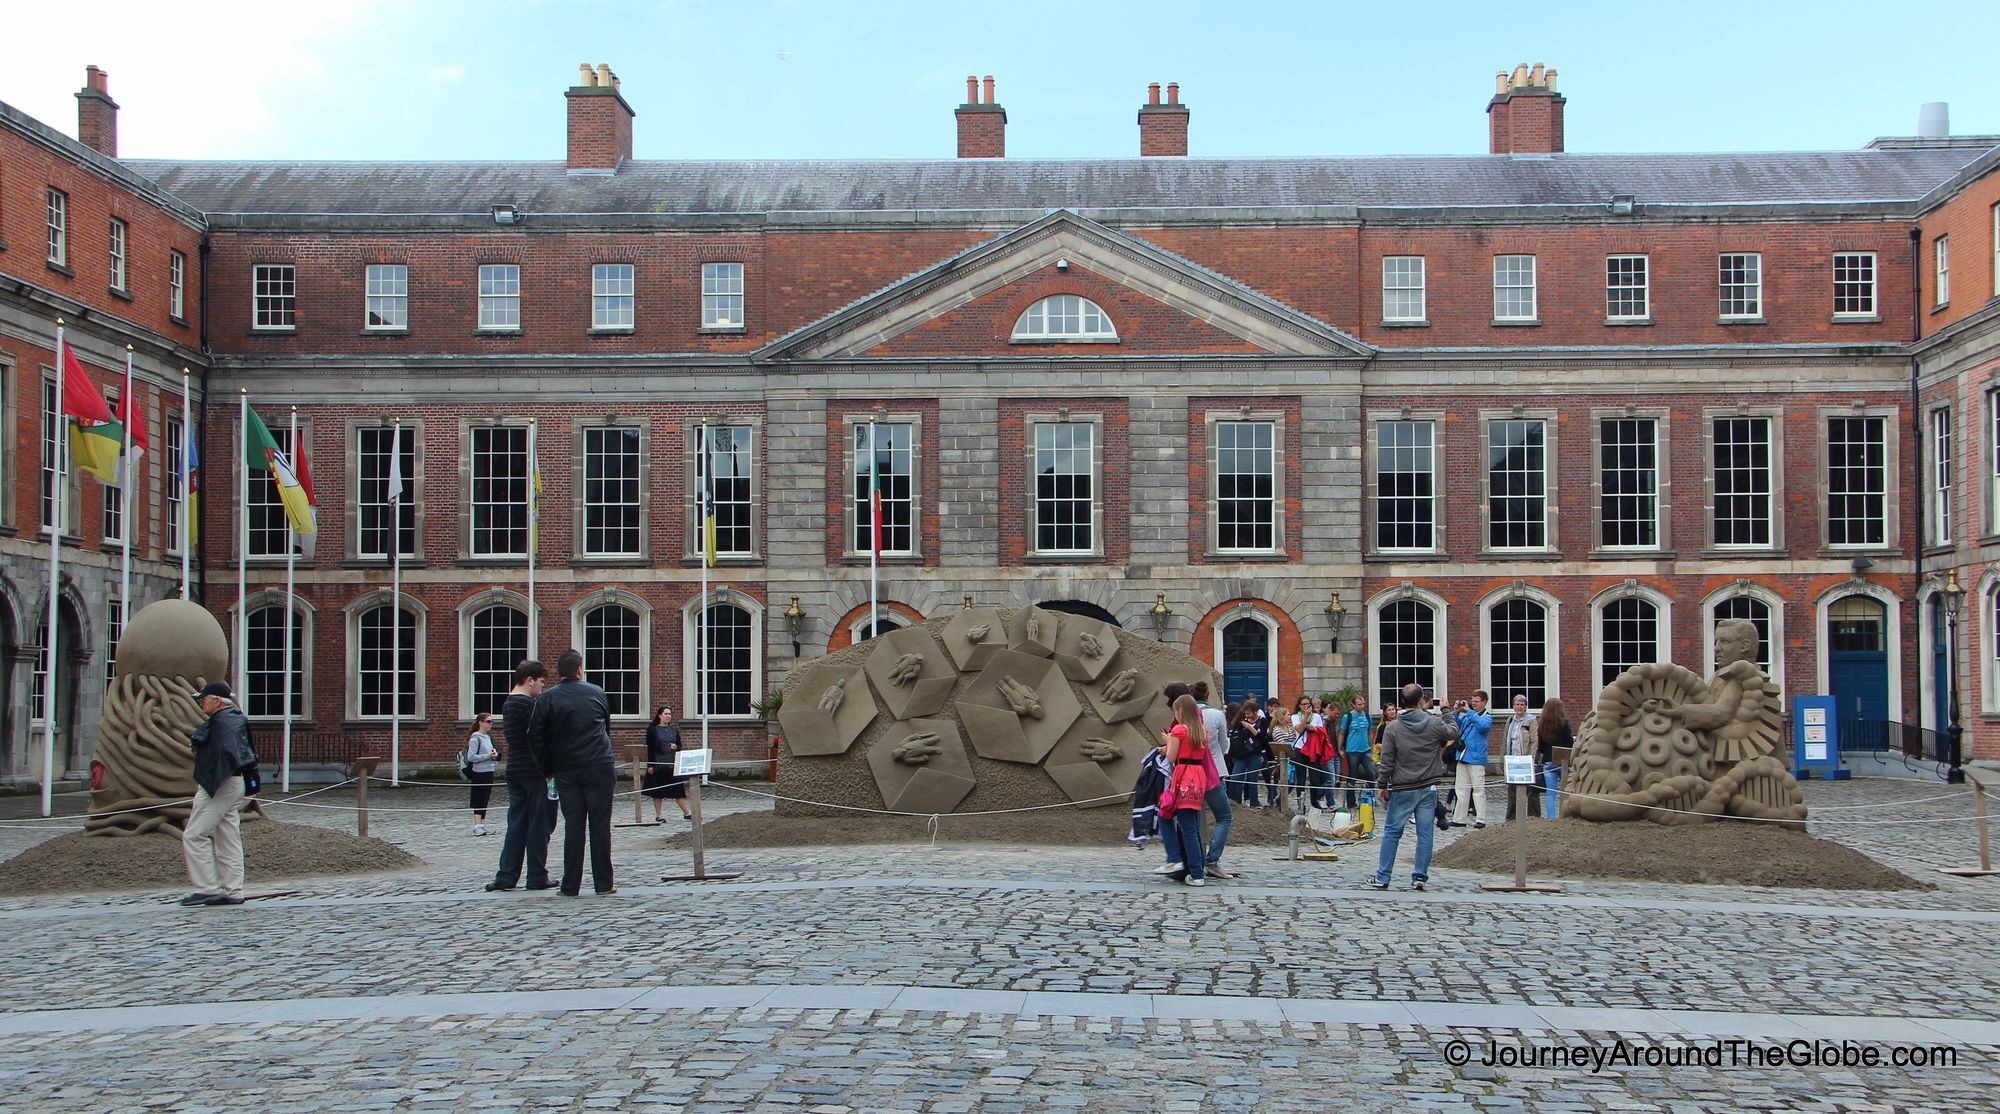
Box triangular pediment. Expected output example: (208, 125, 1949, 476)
(754, 210, 1372, 361)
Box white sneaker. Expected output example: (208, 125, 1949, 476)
(473, 825, 488, 836)
(1183, 877, 1207, 887)
(1152, 863, 1181, 875)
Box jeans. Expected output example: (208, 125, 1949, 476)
(1162, 808, 1205, 880)
(1374, 785, 1439, 885)
(182, 776, 246, 898)
(1204, 784, 1233, 868)
(1261, 758, 1282, 805)
(554, 764, 616, 894)
(1343, 752, 1377, 809)
(1295, 759, 1331, 809)
(493, 768, 558, 888)
(1543, 765, 1563, 815)
(1227, 757, 1265, 805)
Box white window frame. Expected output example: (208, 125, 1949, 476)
(1028, 417, 1102, 557)
(846, 417, 919, 559)
(1011, 294, 1118, 342)
(467, 423, 530, 559)
(573, 588, 652, 721)
(578, 423, 645, 559)
(847, 612, 906, 642)
(701, 262, 745, 330)
(1825, 412, 1890, 549)
(46, 188, 67, 267)
(591, 263, 635, 330)
(104, 592, 123, 691)
(164, 414, 186, 556)
(1932, 407, 1954, 548)
(244, 423, 300, 560)
(1718, 252, 1762, 319)
(1595, 414, 1664, 551)
(1935, 236, 1950, 308)
(1209, 415, 1284, 556)
(459, 591, 531, 722)
(240, 595, 310, 722)
(1982, 570, 2000, 715)
(354, 423, 419, 561)
(1708, 411, 1780, 550)
(169, 250, 187, 320)
(364, 264, 408, 331)
(1381, 256, 1426, 323)
(1605, 254, 1650, 321)
(1209, 604, 1280, 704)
(1483, 414, 1554, 553)
(1833, 252, 1877, 319)
(688, 421, 761, 561)
(252, 263, 296, 331)
(101, 387, 127, 546)
(1591, 583, 1672, 691)
(1993, 203, 2000, 300)
(478, 263, 521, 332)
(40, 377, 79, 536)
(1373, 417, 1438, 554)
(344, 590, 426, 722)
(1989, 389, 2000, 538)
(1480, 584, 1561, 712)
(1367, 585, 1449, 710)
(1493, 255, 1537, 322)
(1701, 582, 1786, 702)
(107, 218, 127, 293)
(681, 589, 764, 722)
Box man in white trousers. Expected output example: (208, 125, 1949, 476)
(181, 681, 255, 907)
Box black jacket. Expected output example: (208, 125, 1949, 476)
(528, 678, 615, 774)
(501, 692, 539, 777)
(646, 724, 682, 770)
(189, 705, 255, 795)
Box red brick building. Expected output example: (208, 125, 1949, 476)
(3, 62, 1997, 786)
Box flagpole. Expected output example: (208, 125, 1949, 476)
(41, 321, 68, 818)
(526, 419, 539, 656)
(179, 369, 192, 599)
(867, 420, 879, 635)
(699, 421, 710, 759)
(118, 346, 134, 636)
(280, 407, 299, 794)
(391, 416, 402, 787)
(237, 389, 249, 704)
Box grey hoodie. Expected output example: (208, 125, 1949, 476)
(1377, 707, 1459, 794)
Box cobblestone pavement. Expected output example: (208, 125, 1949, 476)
(0, 774, 1994, 1110)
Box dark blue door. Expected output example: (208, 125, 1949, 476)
(1931, 596, 1950, 732)
(1221, 618, 1270, 707)
(1828, 596, 1890, 750)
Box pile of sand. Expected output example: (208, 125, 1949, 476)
(661, 798, 1308, 849)
(0, 820, 423, 895)
(1430, 818, 1929, 891)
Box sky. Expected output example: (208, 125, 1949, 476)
(5, 0, 2000, 162)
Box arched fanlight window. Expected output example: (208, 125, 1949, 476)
(1012, 294, 1117, 341)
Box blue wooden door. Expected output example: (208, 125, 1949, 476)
(1828, 595, 1889, 749)
(1930, 596, 1950, 732)
(1221, 618, 1270, 707)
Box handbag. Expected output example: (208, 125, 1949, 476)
(1160, 762, 1205, 818)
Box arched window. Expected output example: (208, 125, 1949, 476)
(356, 604, 417, 719)
(244, 604, 306, 719)
(1488, 598, 1549, 709)
(1376, 599, 1437, 709)
(1012, 295, 1117, 341)
(849, 615, 902, 642)
(1599, 597, 1661, 687)
(467, 605, 527, 719)
(582, 603, 642, 717)
(696, 602, 754, 717)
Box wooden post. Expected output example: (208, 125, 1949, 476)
(352, 756, 381, 839)
(1938, 770, 2000, 877)
(689, 778, 706, 877)
(1480, 775, 1562, 893)
(629, 744, 648, 825)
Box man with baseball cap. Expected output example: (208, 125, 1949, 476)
(182, 681, 255, 906)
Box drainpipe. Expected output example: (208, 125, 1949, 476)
(196, 235, 212, 605)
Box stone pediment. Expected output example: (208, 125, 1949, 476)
(754, 209, 1372, 361)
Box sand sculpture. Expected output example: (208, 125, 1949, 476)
(86, 599, 264, 836)
(776, 606, 1218, 815)
(1560, 618, 1807, 827)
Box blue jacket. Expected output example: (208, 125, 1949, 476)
(1455, 708, 1493, 765)
(1336, 711, 1374, 753)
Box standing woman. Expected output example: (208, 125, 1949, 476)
(1536, 697, 1572, 818)
(466, 713, 499, 836)
(644, 704, 690, 823)
(1159, 693, 1217, 886)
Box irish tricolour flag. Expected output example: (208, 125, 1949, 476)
(244, 406, 316, 541)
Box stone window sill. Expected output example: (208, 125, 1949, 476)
(1605, 317, 1653, 327)
(1491, 318, 1540, 327)
(108, 286, 133, 302)
(46, 261, 74, 278)
(1719, 316, 1766, 326)
(1380, 319, 1430, 328)
(588, 327, 635, 336)
(360, 327, 409, 336)
(1832, 314, 1882, 324)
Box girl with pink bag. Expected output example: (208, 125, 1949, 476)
(1155, 693, 1219, 887)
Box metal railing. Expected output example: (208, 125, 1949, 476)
(1834, 716, 1959, 778)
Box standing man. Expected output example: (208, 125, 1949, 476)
(1452, 690, 1493, 829)
(1189, 681, 1235, 880)
(1371, 682, 1458, 891)
(1337, 692, 1376, 810)
(181, 681, 254, 907)
(529, 649, 617, 896)
(487, 659, 554, 892)
(1502, 693, 1540, 820)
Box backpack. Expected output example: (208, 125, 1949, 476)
(238, 729, 262, 797)
(455, 746, 472, 782)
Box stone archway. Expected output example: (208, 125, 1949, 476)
(1035, 599, 1121, 627)
(0, 591, 14, 775)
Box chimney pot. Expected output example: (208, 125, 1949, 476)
(579, 63, 596, 86)
(1167, 82, 1179, 105)
(597, 63, 614, 87)
(566, 63, 635, 170)
(1488, 61, 1565, 154)
(1544, 68, 1557, 93)
(1138, 81, 1190, 156)
(966, 75, 980, 104)
(75, 65, 119, 158)
(1148, 82, 1161, 105)
(955, 75, 1005, 157)
(1511, 62, 1530, 88)
(1528, 62, 1544, 85)
(983, 75, 996, 104)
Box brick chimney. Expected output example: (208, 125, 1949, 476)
(1487, 63, 1564, 154)
(75, 66, 119, 158)
(566, 63, 634, 171)
(1138, 82, 1189, 156)
(955, 75, 1005, 158)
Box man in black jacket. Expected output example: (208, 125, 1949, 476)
(182, 681, 255, 907)
(1371, 683, 1459, 892)
(529, 649, 617, 895)
(487, 659, 553, 892)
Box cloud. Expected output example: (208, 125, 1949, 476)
(429, 63, 468, 86)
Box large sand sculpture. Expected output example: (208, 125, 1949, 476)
(1560, 618, 1807, 827)
(776, 606, 1221, 815)
(87, 599, 264, 836)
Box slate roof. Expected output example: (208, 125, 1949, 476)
(123, 149, 1994, 217)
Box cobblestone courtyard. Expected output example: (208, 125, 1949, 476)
(0, 775, 1995, 1111)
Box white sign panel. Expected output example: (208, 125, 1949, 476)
(1803, 725, 1828, 744)
(1803, 708, 1827, 727)
(1504, 755, 1536, 785)
(1804, 742, 1829, 762)
(674, 748, 712, 777)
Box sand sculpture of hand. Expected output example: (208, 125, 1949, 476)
(1100, 669, 1140, 703)
(966, 623, 990, 643)
(888, 653, 926, 686)
(1080, 737, 1122, 763)
(996, 675, 1045, 719)
(894, 732, 945, 765)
